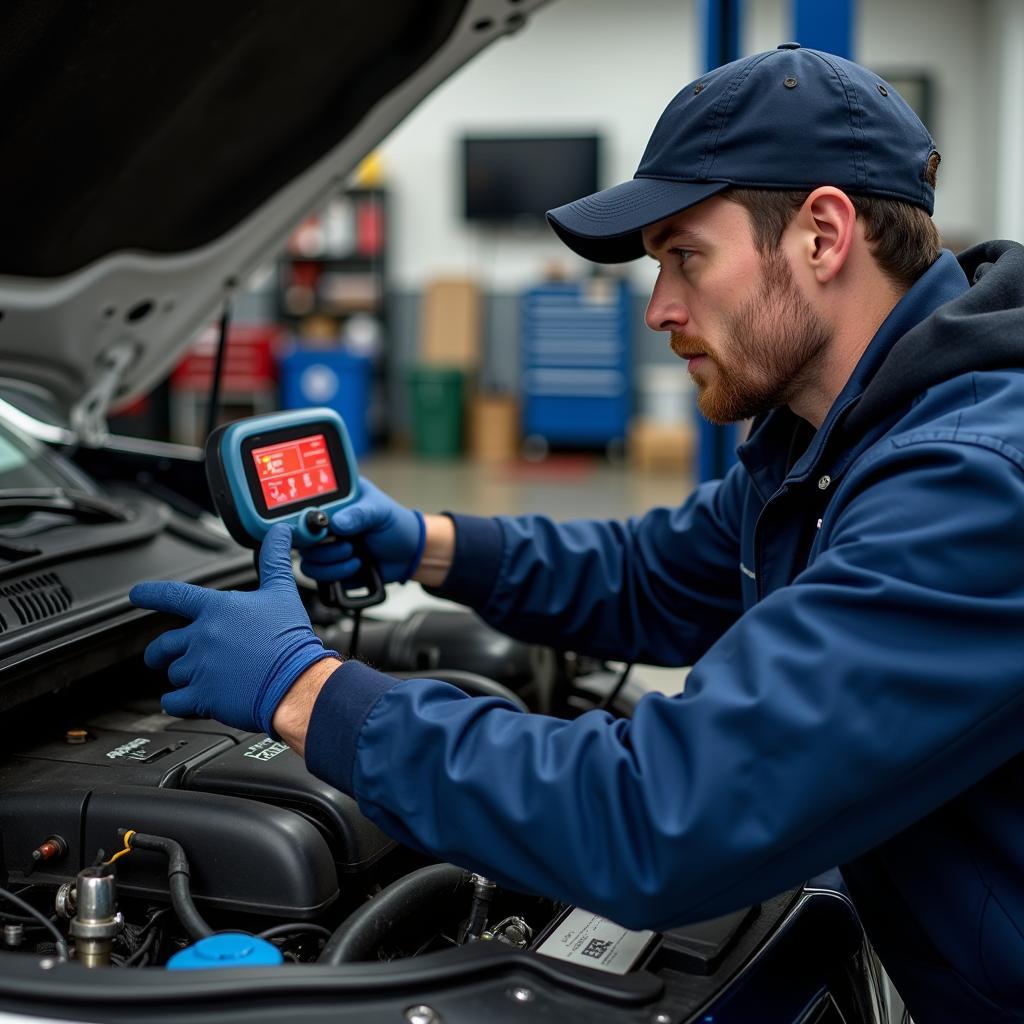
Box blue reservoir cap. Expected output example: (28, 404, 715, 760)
(166, 932, 284, 970)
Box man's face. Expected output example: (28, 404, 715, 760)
(642, 197, 833, 424)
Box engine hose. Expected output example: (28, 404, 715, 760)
(126, 832, 213, 941)
(390, 670, 530, 714)
(465, 874, 497, 941)
(319, 864, 470, 965)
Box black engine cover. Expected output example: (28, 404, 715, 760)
(0, 709, 394, 916)
(0, 779, 338, 918)
(181, 734, 395, 873)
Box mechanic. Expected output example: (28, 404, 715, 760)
(131, 46, 1024, 1022)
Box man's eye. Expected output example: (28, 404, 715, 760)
(670, 248, 695, 265)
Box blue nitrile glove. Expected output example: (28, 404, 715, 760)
(299, 476, 426, 585)
(129, 523, 337, 735)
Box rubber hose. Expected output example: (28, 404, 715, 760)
(319, 864, 470, 965)
(127, 832, 213, 941)
(390, 670, 530, 713)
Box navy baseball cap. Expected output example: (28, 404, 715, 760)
(547, 43, 938, 264)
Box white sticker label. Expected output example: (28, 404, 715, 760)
(243, 737, 289, 762)
(535, 908, 655, 975)
(105, 737, 150, 760)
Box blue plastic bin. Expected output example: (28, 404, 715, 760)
(278, 347, 372, 456)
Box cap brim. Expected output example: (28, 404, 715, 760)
(547, 178, 730, 264)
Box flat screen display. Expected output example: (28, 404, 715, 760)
(462, 135, 600, 223)
(250, 433, 339, 511)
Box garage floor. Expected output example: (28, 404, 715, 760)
(359, 453, 695, 697)
(360, 453, 691, 520)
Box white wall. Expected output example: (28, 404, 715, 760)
(378, 0, 1010, 293)
(857, 0, 991, 245)
(987, 0, 1024, 244)
(743, 0, 787, 53)
(745, 0, 1007, 243)
(744, 0, 1000, 243)
(377, 0, 696, 292)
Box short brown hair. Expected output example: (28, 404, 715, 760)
(723, 158, 942, 291)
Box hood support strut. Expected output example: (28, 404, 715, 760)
(71, 340, 137, 447)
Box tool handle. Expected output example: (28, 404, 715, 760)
(316, 538, 386, 611)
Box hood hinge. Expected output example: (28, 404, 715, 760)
(70, 340, 137, 447)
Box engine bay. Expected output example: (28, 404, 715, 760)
(0, 604, 877, 1024)
(0, 442, 877, 1022)
(0, 607, 570, 971)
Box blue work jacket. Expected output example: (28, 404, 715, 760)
(305, 241, 1024, 1022)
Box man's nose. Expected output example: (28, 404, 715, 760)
(645, 279, 690, 333)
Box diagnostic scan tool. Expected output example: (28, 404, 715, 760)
(205, 408, 385, 611)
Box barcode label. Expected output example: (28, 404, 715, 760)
(535, 909, 655, 975)
(581, 938, 613, 959)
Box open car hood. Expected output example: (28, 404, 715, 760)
(0, 0, 544, 441)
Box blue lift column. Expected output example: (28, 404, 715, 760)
(793, 0, 853, 60)
(696, 0, 743, 483)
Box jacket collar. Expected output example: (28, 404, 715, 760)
(737, 250, 970, 501)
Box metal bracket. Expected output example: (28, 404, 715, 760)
(70, 340, 137, 447)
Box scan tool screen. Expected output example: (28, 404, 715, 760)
(250, 433, 340, 511)
(238, 419, 352, 521)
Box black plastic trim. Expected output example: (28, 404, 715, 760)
(0, 938, 663, 1008)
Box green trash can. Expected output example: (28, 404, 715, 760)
(407, 366, 465, 458)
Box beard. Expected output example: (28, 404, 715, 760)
(672, 249, 833, 425)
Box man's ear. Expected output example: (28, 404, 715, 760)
(792, 187, 857, 284)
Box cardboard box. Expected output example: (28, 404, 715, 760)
(420, 278, 481, 369)
(469, 394, 519, 462)
(628, 417, 694, 473)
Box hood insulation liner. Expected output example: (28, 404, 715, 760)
(0, 0, 468, 277)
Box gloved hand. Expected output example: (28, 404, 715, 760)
(129, 523, 337, 735)
(299, 477, 425, 585)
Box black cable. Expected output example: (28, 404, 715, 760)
(206, 302, 232, 439)
(129, 906, 171, 957)
(600, 662, 634, 711)
(0, 887, 68, 960)
(258, 922, 332, 942)
(123, 928, 158, 967)
(0, 910, 46, 924)
(349, 608, 362, 658)
(136, 906, 171, 939)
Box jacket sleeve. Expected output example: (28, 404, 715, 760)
(305, 437, 1024, 931)
(428, 462, 749, 666)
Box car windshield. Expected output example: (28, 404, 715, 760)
(0, 416, 102, 537)
(0, 421, 70, 492)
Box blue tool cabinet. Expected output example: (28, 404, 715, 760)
(520, 280, 631, 449)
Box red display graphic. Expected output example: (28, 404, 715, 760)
(251, 433, 339, 510)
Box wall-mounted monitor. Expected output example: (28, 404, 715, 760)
(461, 134, 600, 224)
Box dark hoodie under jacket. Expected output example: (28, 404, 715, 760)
(304, 241, 1024, 1023)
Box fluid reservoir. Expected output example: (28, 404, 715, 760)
(166, 933, 283, 970)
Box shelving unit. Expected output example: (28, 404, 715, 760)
(276, 187, 390, 446)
